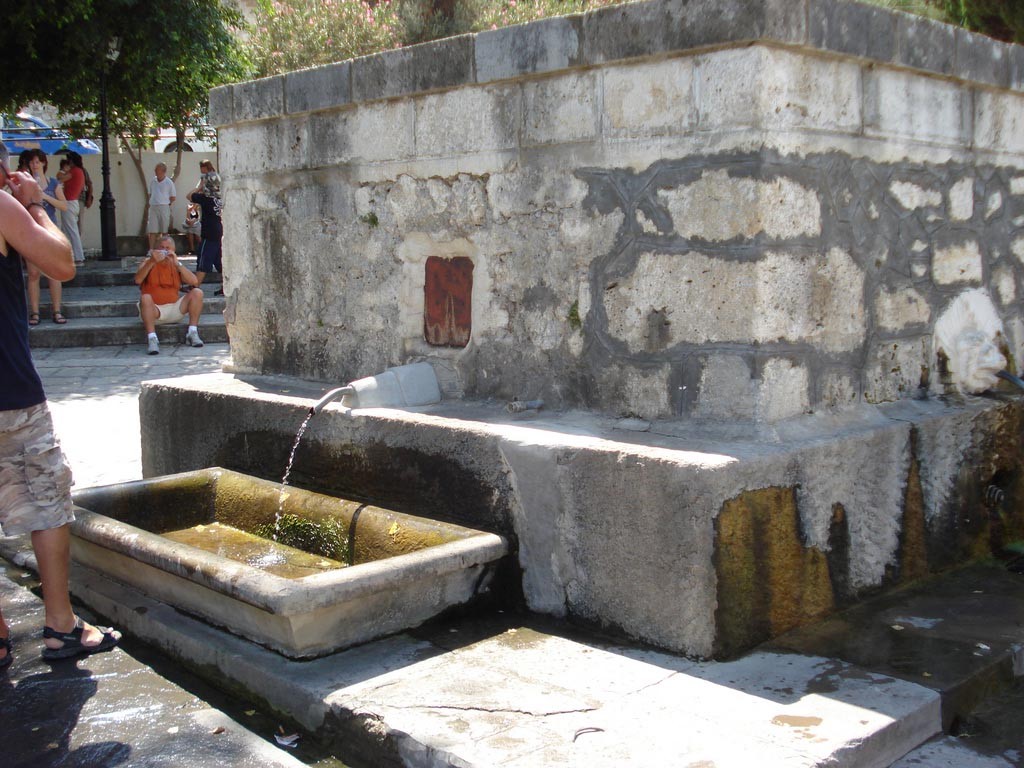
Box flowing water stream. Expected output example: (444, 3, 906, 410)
(277, 411, 314, 539)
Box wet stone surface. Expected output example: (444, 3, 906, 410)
(767, 563, 1024, 731)
(0, 559, 313, 768)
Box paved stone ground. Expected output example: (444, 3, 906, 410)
(32, 343, 231, 488)
(4, 343, 1021, 767)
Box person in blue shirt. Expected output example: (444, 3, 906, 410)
(0, 142, 120, 667)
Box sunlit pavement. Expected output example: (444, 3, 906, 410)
(32, 343, 231, 488)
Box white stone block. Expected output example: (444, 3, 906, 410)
(993, 265, 1017, 306)
(486, 168, 588, 218)
(220, 118, 310, 176)
(617, 365, 674, 420)
(658, 169, 821, 241)
(947, 177, 974, 221)
(1012, 237, 1024, 263)
(310, 101, 414, 167)
(415, 85, 520, 156)
(975, 90, 1024, 154)
(932, 241, 983, 284)
(864, 338, 930, 403)
(1011, 177, 1024, 195)
(603, 58, 696, 138)
(604, 248, 864, 355)
(985, 191, 1003, 219)
(693, 355, 756, 421)
(889, 181, 942, 211)
(386, 175, 448, 230)
(864, 68, 968, 145)
(523, 72, 600, 145)
(820, 370, 859, 408)
(697, 47, 861, 133)
(874, 287, 931, 331)
(757, 359, 810, 422)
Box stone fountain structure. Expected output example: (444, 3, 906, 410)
(136, 0, 1024, 664)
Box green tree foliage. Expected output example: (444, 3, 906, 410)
(246, 0, 629, 77)
(246, 0, 1023, 79)
(4, 0, 247, 142)
(4, 1, 248, 233)
(932, 0, 1024, 43)
(246, 0, 404, 78)
(859, 0, 1021, 43)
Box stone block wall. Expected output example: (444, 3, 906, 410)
(211, 0, 1024, 422)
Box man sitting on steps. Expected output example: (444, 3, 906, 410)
(135, 235, 204, 355)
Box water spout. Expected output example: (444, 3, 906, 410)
(996, 369, 1024, 392)
(310, 385, 355, 415)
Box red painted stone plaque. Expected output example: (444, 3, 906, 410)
(424, 255, 473, 347)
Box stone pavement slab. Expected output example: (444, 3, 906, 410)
(19, 550, 943, 768)
(32, 344, 230, 488)
(0, 559, 306, 768)
(891, 737, 1018, 767)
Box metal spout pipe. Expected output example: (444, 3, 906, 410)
(997, 369, 1024, 392)
(310, 385, 355, 415)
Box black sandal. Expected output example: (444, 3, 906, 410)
(42, 616, 121, 660)
(53, 311, 67, 325)
(0, 635, 11, 671)
(28, 312, 40, 326)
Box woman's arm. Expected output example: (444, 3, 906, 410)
(41, 181, 68, 212)
(0, 174, 74, 281)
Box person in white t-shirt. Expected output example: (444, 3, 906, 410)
(147, 162, 176, 250)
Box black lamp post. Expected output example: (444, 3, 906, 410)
(99, 37, 121, 261)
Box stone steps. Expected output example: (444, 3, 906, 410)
(29, 313, 228, 348)
(31, 258, 226, 349)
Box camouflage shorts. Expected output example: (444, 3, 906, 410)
(0, 403, 75, 537)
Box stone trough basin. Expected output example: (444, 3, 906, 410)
(69, 468, 509, 658)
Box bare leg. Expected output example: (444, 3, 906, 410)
(26, 266, 41, 316)
(32, 525, 108, 649)
(182, 288, 204, 324)
(50, 280, 63, 318)
(194, 271, 206, 285)
(140, 294, 161, 334)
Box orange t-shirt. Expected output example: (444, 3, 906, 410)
(141, 259, 181, 305)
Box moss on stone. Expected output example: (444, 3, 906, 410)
(253, 513, 350, 562)
(714, 486, 835, 658)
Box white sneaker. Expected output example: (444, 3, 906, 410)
(147, 336, 160, 355)
(186, 328, 204, 348)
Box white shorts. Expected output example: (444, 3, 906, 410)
(138, 299, 186, 325)
(148, 204, 171, 234)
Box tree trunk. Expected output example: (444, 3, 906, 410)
(120, 135, 150, 238)
(170, 127, 185, 182)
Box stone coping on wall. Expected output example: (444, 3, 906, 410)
(210, 0, 1024, 128)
